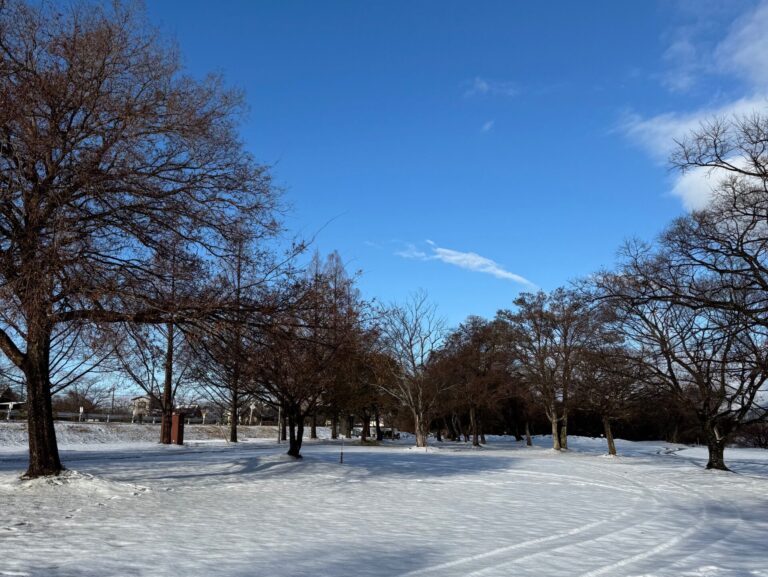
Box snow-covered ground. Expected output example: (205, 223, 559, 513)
(1, 426, 767, 577)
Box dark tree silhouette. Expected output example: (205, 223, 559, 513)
(0, 1, 279, 477)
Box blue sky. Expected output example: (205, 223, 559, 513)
(147, 0, 767, 326)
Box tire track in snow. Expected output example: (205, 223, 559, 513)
(396, 458, 654, 577)
(400, 455, 731, 577)
(457, 460, 706, 577)
(574, 523, 702, 577)
(574, 464, 746, 577)
(397, 516, 620, 577)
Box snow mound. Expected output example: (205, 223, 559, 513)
(0, 469, 150, 499)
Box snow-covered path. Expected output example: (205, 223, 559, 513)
(1, 436, 767, 577)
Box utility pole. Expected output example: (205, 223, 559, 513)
(108, 385, 115, 422)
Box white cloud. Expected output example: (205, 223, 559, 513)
(661, 37, 700, 93)
(465, 76, 518, 98)
(672, 155, 761, 211)
(395, 244, 428, 260)
(621, 95, 768, 161)
(621, 0, 768, 211)
(397, 241, 535, 286)
(622, 96, 767, 211)
(670, 166, 720, 211)
(715, 0, 768, 89)
(481, 120, 495, 132)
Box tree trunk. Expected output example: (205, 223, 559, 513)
(345, 414, 353, 439)
(374, 407, 383, 441)
(551, 416, 561, 451)
(669, 422, 679, 444)
(705, 425, 729, 471)
(331, 412, 338, 440)
(470, 405, 480, 447)
(287, 407, 304, 458)
(310, 411, 318, 440)
(559, 411, 568, 450)
(361, 409, 371, 442)
(160, 321, 174, 444)
(23, 322, 63, 477)
(602, 416, 616, 456)
(513, 422, 523, 442)
(525, 421, 533, 446)
(414, 412, 428, 447)
(229, 243, 243, 444)
(445, 416, 457, 441)
(229, 386, 239, 443)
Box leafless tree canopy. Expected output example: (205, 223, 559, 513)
(378, 290, 447, 447)
(0, 1, 280, 476)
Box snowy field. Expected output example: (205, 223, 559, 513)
(2, 425, 768, 577)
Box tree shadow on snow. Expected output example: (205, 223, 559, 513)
(24, 543, 444, 577)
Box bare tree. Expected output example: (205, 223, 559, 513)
(587, 109, 768, 469)
(51, 378, 111, 416)
(109, 239, 206, 443)
(114, 322, 195, 433)
(251, 251, 366, 458)
(577, 344, 642, 456)
(378, 290, 448, 447)
(642, 110, 768, 325)
(438, 316, 511, 446)
(0, 1, 280, 477)
(499, 289, 601, 451)
(188, 233, 257, 443)
(603, 253, 768, 470)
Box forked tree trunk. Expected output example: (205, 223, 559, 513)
(602, 416, 616, 456)
(23, 322, 63, 477)
(445, 416, 457, 441)
(414, 412, 428, 447)
(453, 414, 463, 441)
(705, 424, 729, 471)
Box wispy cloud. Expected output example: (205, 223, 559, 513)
(464, 76, 518, 98)
(397, 240, 535, 286)
(620, 95, 767, 161)
(481, 120, 495, 132)
(621, 0, 768, 210)
(661, 36, 701, 93)
(714, 0, 768, 89)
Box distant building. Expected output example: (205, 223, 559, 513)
(1, 385, 24, 418)
(175, 404, 203, 418)
(130, 395, 161, 422)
